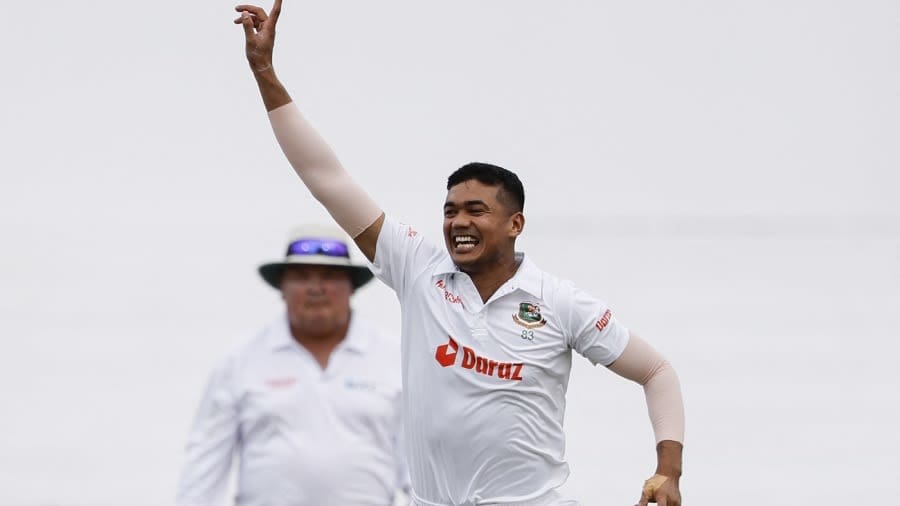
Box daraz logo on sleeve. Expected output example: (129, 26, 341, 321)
(400, 222, 418, 238)
(595, 309, 612, 332)
(434, 336, 523, 381)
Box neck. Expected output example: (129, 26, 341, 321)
(465, 252, 522, 303)
(290, 315, 350, 370)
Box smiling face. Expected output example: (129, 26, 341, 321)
(280, 264, 353, 338)
(443, 179, 524, 274)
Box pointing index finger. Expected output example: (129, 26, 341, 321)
(269, 0, 282, 24)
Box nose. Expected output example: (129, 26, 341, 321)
(302, 275, 326, 293)
(450, 213, 472, 230)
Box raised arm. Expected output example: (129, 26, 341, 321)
(234, 1, 384, 260)
(608, 333, 685, 506)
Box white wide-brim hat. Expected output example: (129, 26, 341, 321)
(258, 224, 375, 290)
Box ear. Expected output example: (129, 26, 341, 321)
(508, 212, 525, 238)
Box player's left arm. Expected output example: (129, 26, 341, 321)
(607, 333, 684, 506)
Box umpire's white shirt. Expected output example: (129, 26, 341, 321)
(370, 216, 630, 506)
(176, 314, 406, 506)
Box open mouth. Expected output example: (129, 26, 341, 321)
(452, 235, 479, 253)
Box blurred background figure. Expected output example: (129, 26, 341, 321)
(176, 225, 409, 506)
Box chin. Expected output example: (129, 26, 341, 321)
(296, 317, 338, 335)
(449, 253, 482, 273)
(294, 310, 330, 325)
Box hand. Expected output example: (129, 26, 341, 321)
(234, 0, 283, 72)
(636, 474, 681, 506)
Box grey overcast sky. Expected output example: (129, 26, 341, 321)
(3, 0, 899, 225)
(1, 1, 898, 504)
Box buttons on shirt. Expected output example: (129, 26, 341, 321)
(472, 310, 489, 338)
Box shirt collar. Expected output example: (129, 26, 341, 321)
(433, 253, 457, 276)
(507, 253, 543, 300)
(432, 251, 543, 300)
(267, 311, 369, 353)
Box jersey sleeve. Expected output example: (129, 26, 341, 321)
(175, 358, 240, 506)
(369, 215, 443, 298)
(564, 283, 630, 366)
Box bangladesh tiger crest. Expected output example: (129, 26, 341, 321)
(512, 302, 547, 329)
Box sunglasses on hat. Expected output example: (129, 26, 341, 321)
(286, 238, 350, 258)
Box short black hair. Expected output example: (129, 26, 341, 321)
(446, 162, 525, 213)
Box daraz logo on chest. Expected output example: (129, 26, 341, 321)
(434, 336, 524, 381)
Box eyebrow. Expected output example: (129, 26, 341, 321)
(444, 199, 489, 208)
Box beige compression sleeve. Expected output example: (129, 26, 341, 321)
(267, 102, 382, 238)
(608, 334, 685, 443)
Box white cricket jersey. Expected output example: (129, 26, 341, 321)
(176, 314, 407, 506)
(370, 216, 630, 505)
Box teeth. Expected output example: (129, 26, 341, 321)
(454, 235, 477, 244)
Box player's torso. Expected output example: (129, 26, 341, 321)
(401, 271, 573, 502)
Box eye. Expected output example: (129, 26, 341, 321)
(444, 209, 457, 218)
(323, 271, 344, 280)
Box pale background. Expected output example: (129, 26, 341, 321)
(1, 1, 898, 504)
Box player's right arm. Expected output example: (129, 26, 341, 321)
(234, 1, 384, 261)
